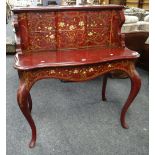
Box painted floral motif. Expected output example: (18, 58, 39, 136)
(69, 25, 76, 30)
(16, 9, 125, 52)
(59, 22, 65, 27)
(88, 32, 93, 36)
(20, 60, 134, 90)
(73, 69, 79, 74)
(49, 35, 55, 39)
(79, 21, 84, 26)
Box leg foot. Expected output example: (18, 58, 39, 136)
(29, 139, 36, 148)
(17, 83, 36, 148)
(120, 68, 141, 129)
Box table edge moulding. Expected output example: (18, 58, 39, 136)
(12, 5, 141, 148)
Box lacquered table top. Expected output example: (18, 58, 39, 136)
(12, 5, 124, 12)
(14, 48, 139, 70)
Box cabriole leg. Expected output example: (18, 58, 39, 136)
(102, 74, 108, 101)
(17, 81, 36, 148)
(28, 92, 32, 113)
(120, 68, 141, 129)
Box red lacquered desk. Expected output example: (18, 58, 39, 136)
(12, 5, 141, 148)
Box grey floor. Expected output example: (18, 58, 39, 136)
(6, 17, 15, 44)
(6, 55, 149, 155)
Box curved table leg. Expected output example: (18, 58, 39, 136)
(102, 74, 108, 101)
(120, 68, 141, 129)
(27, 93, 32, 113)
(17, 82, 36, 148)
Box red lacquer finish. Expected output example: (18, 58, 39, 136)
(12, 5, 125, 52)
(14, 48, 139, 70)
(102, 74, 108, 101)
(12, 5, 124, 12)
(12, 5, 141, 148)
